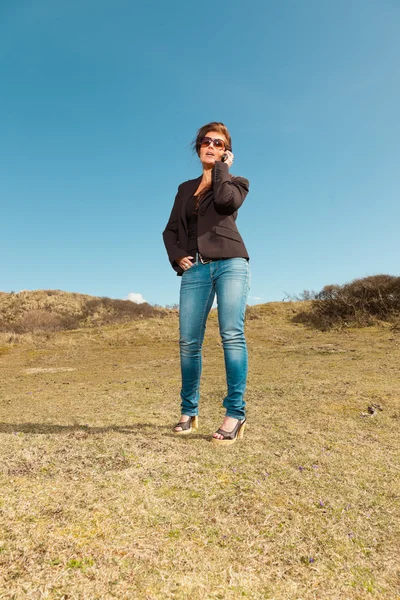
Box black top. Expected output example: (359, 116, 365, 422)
(186, 195, 198, 257)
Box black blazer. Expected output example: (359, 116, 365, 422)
(163, 161, 249, 275)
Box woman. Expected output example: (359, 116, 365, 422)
(163, 122, 250, 445)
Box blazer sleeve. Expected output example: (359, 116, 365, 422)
(212, 161, 249, 214)
(162, 184, 187, 267)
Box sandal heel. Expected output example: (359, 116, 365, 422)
(237, 422, 246, 439)
(192, 416, 199, 429)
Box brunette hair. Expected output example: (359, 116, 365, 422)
(192, 122, 232, 155)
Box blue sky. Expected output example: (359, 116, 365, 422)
(1, 0, 399, 306)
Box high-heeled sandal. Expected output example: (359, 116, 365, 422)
(172, 415, 199, 435)
(211, 418, 246, 445)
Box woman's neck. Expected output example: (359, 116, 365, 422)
(201, 165, 213, 185)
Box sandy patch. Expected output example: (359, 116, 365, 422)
(24, 367, 77, 374)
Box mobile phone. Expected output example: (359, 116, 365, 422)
(221, 153, 228, 162)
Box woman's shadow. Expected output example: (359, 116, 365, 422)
(0, 422, 164, 435)
(0, 422, 210, 439)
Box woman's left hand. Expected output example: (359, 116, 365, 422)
(222, 151, 234, 168)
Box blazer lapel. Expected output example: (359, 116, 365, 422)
(198, 188, 214, 215)
(198, 173, 235, 215)
(180, 176, 202, 232)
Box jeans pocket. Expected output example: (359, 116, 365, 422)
(182, 262, 197, 275)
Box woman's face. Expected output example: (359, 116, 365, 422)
(199, 130, 227, 167)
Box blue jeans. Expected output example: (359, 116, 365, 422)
(179, 256, 250, 420)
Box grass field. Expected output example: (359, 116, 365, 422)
(0, 302, 399, 599)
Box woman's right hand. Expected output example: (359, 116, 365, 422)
(177, 256, 194, 271)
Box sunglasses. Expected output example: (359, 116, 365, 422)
(200, 136, 226, 150)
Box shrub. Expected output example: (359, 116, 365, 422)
(0, 292, 166, 334)
(245, 305, 261, 320)
(80, 298, 164, 326)
(294, 274, 400, 330)
(12, 310, 80, 333)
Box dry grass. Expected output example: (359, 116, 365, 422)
(0, 301, 399, 599)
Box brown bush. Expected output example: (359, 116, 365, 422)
(0, 291, 167, 334)
(294, 274, 400, 330)
(80, 298, 165, 326)
(12, 310, 80, 333)
(245, 305, 261, 320)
